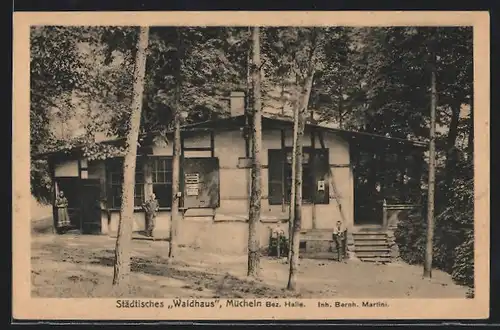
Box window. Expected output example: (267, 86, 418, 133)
(152, 157, 173, 208)
(107, 158, 145, 209)
(268, 148, 330, 205)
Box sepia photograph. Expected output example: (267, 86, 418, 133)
(13, 11, 489, 320)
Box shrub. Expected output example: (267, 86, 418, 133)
(452, 229, 474, 287)
(394, 209, 426, 265)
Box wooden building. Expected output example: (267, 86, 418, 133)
(35, 92, 426, 260)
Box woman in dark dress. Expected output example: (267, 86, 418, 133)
(55, 190, 71, 230)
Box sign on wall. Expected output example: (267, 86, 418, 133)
(185, 173, 200, 196)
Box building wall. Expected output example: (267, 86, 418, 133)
(52, 127, 354, 254)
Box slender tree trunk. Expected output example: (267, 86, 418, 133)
(113, 26, 149, 289)
(444, 101, 461, 190)
(287, 67, 315, 291)
(287, 82, 300, 264)
(247, 26, 262, 277)
(280, 82, 286, 116)
(338, 83, 344, 129)
(467, 93, 474, 159)
(169, 88, 182, 259)
(169, 28, 183, 259)
(424, 62, 437, 278)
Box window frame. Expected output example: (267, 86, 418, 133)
(106, 157, 149, 210)
(151, 156, 173, 210)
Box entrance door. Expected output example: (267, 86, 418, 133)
(80, 179, 102, 234)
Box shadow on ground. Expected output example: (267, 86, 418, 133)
(33, 239, 301, 298)
(31, 234, 470, 299)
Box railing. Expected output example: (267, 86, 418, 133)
(382, 200, 421, 230)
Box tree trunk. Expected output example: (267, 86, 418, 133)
(169, 28, 183, 259)
(467, 93, 474, 159)
(338, 83, 344, 129)
(444, 101, 461, 189)
(424, 62, 437, 278)
(169, 91, 182, 259)
(113, 26, 149, 289)
(247, 26, 262, 277)
(287, 84, 300, 264)
(287, 67, 315, 291)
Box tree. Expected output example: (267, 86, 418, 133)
(30, 26, 90, 203)
(112, 26, 150, 289)
(247, 27, 263, 277)
(287, 28, 322, 291)
(287, 84, 300, 264)
(423, 51, 437, 278)
(30, 26, 139, 204)
(169, 29, 183, 259)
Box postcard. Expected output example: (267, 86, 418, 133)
(13, 10, 490, 320)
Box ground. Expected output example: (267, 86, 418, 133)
(31, 233, 470, 299)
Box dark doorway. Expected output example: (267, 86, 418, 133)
(80, 179, 102, 234)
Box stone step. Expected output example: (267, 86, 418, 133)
(354, 240, 389, 246)
(359, 257, 392, 263)
(358, 255, 392, 262)
(355, 251, 391, 258)
(352, 234, 388, 240)
(354, 246, 390, 252)
(299, 251, 342, 261)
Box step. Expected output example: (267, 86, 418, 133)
(354, 240, 389, 246)
(352, 234, 388, 240)
(352, 232, 387, 236)
(359, 257, 392, 263)
(354, 246, 390, 252)
(355, 251, 391, 258)
(299, 251, 342, 260)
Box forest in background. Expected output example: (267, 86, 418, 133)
(30, 26, 474, 287)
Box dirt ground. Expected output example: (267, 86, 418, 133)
(31, 234, 470, 299)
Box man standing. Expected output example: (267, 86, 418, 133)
(142, 193, 159, 237)
(333, 220, 346, 262)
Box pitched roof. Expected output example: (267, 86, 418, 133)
(33, 114, 427, 159)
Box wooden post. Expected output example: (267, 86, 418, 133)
(382, 199, 388, 229)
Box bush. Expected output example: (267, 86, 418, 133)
(452, 229, 474, 287)
(394, 210, 426, 265)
